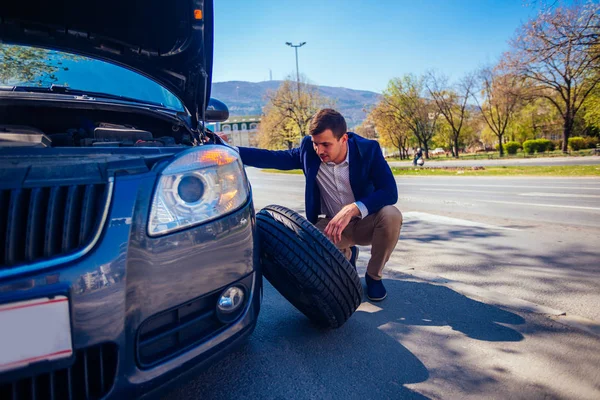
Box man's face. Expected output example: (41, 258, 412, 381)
(312, 129, 348, 164)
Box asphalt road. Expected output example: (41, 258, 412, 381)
(164, 169, 600, 400)
(389, 155, 600, 167)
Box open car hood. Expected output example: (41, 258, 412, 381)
(0, 0, 213, 128)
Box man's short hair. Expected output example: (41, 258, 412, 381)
(309, 109, 347, 140)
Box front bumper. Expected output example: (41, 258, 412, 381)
(0, 169, 261, 399)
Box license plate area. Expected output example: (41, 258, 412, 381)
(0, 296, 73, 375)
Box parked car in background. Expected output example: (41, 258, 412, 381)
(0, 1, 261, 398)
(431, 147, 446, 156)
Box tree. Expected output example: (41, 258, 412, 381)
(426, 72, 476, 158)
(0, 44, 80, 85)
(583, 88, 600, 131)
(370, 102, 411, 159)
(354, 116, 378, 139)
(460, 115, 483, 151)
(432, 119, 453, 154)
(507, 2, 600, 151)
(474, 66, 523, 156)
(506, 97, 561, 142)
(524, 0, 600, 48)
(258, 76, 333, 149)
(381, 74, 440, 158)
(257, 102, 300, 150)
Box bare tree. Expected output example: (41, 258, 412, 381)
(265, 76, 333, 138)
(523, 0, 599, 47)
(426, 71, 476, 158)
(507, 2, 600, 151)
(354, 115, 378, 139)
(259, 76, 333, 149)
(381, 74, 440, 158)
(474, 67, 523, 157)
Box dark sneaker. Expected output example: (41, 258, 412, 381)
(365, 274, 387, 301)
(349, 246, 359, 269)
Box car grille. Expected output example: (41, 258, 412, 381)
(0, 183, 109, 270)
(0, 343, 118, 400)
(136, 274, 254, 368)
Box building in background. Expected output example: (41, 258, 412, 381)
(213, 115, 261, 147)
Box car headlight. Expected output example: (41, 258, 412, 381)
(148, 145, 249, 236)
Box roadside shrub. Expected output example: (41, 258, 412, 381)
(568, 137, 586, 151)
(523, 139, 553, 154)
(584, 136, 599, 149)
(537, 139, 552, 152)
(547, 141, 556, 151)
(503, 141, 521, 155)
(523, 139, 537, 154)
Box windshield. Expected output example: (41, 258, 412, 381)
(0, 43, 185, 111)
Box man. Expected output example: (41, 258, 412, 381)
(413, 147, 423, 166)
(238, 109, 402, 301)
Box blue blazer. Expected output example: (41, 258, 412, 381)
(238, 132, 398, 224)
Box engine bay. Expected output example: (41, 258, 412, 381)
(0, 102, 195, 148)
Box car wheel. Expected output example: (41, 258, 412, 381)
(256, 205, 363, 329)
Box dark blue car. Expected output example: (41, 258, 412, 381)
(0, 0, 262, 398)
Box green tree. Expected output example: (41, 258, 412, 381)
(461, 114, 485, 151)
(432, 119, 453, 153)
(380, 74, 440, 158)
(505, 98, 561, 142)
(583, 88, 600, 131)
(257, 103, 300, 150)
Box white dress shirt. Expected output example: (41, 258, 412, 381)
(316, 145, 368, 219)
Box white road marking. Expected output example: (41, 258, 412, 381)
(398, 183, 600, 190)
(478, 199, 600, 211)
(419, 188, 600, 198)
(519, 192, 600, 198)
(420, 188, 507, 195)
(403, 211, 519, 231)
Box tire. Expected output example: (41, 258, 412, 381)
(256, 205, 363, 329)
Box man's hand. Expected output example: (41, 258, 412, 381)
(324, 204, 360, 244)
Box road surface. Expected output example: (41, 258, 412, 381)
(164, 169, 600, 400)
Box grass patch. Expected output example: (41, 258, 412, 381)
(386, 149, 595, 162)
(262, 165, 600, 176)
(390, 165, 600, 176)
(262, 168, 304, 174)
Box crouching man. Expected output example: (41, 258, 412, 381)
(237, 109, 402, 301)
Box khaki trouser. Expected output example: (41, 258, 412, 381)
(315, 205, 403, 280)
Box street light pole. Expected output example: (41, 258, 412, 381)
(285, 41, 306, 96)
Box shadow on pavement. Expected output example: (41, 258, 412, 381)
(164, 281, 428, 399)
(400, 220, 505, 243)
(358, 278, 525, 342)
(396, 217, 600, 321)
(164, 274, 525, 400)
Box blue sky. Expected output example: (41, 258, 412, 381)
(212, 0, 546, 93)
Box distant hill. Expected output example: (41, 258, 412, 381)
(211, 81, 381, 128)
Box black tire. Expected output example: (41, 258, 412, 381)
(256, 205, 363, 329)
